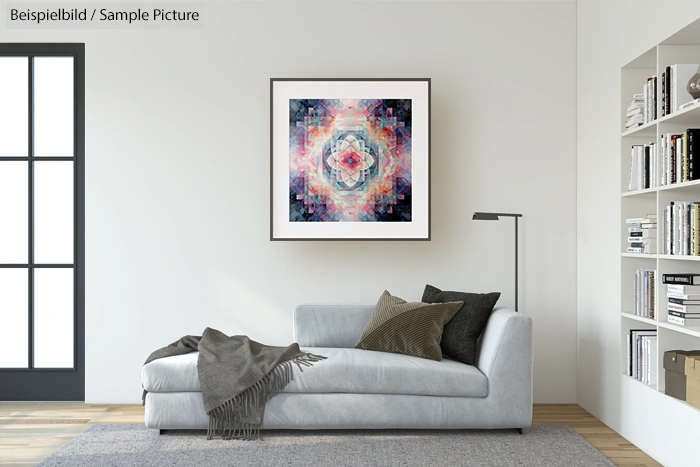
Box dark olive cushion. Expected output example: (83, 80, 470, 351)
(421, 285, 501, 365)
(355, 290, 463, 361)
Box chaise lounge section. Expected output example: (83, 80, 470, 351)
(143, 305, 533, 430)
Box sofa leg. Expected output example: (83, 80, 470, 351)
(159, 429, 165, 435)
(515, 428, 523, 434)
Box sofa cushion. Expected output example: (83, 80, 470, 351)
(355, 290, 463, 361)
(142, 347, 488, 398)
(422, 285, 501, 365)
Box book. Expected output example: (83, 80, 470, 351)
(628, 237, 655, 242)
(668, 297, 700, 305)
(668, 310, 700, 317)
(689, 129, 700, 180)
(668, 314, 700, 326)
(668, 303, 700, 312)
(663, 274, 700, 285)
(672, 65, 700, 112)
(667, 284, 700, 293)
(626, 217, 647, 224)
(628, 330, 657, 378)
(680, 98, 700, 111)
(667, 292, 700, 300)
(666, 67, 672, 115)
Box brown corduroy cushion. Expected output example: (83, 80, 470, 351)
(354, 290, 463, 361)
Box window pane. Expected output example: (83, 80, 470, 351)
(34, 57, 73, 158)
(0, 162, 28, 263)
(0, 269, 29, 368)
(0, 57, 28, 158)
(34, 268, 73, 368)
(34, 161, 73, 263)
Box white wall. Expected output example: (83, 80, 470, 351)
(577, 1, 700, 466)
(1, 1, 577, 404)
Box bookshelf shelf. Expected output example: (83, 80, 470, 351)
(656, 178, 700, 192)
(656, 254, 700, 261)
(623, 374, 658, 392)
(656, 100, 700, 125)
(621, 39, 700, 422)
(658, 320, 700, 338)
(622, 312, 657, 325)
(622, 252, 657, 259)
(622, 187, 657, 197)
(622, 120, 656, 138)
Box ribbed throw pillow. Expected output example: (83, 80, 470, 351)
(354, 290, 463, 361)
(422, 284, 501, 365)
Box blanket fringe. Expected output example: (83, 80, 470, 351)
(206, 352, 327, 441)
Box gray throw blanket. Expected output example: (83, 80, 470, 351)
(143, 327, 326, 440)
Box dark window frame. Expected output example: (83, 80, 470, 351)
(0, 43, 85, 400)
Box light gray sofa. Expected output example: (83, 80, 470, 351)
(143, 305, 533, 431)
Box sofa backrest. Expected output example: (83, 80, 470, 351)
(293, 304, 374, 348)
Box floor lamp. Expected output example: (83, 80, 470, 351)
(472, 212, 523, 312)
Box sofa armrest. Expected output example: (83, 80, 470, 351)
(476, 307, 533, 425)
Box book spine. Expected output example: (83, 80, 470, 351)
(677, 135, 682, 184)
(629, 146, 634, 191)
(668, 310, 700, 318)
(667, 133, 671, 185)
(644, 145, 650, 189)
(662, 72, 666, 117)
(671, 135, 676, 183)
(688, 202, 692, 255)
(666, 66, 671, 115)
(668, 303, 700, 312)
(663, 135, 668, 185)
(663, 274, 700, 284)
(649, 270, 656, 319)
(690, 203, 698, 256)
(667, 297, 700, 305)
(696, 202, 700, 256)
(683, 131, 689, 182)
(690, 129, 698, 181)
(670, 201, 675, 254)
(672, 64, 677, 112)
(653, 76, 657, 121)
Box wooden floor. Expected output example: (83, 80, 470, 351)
(0, 403, 661, 467)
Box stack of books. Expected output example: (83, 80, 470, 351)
(661, 202, 700, 255)
(664, 274, 700, 327)
(660, 64, 700, 116)
(660, 129, 700, 185)
(634, 269, 656, 319)
(626, 94, 645, 128)
(629, 143, 657, 190)
(627, 329, 657, 385)
(627, 215, 657, 254)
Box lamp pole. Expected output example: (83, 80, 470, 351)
(472, 212, 523, 312)
(514, 215, 518, 312)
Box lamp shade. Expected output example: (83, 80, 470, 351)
(472, 212, 500, 221)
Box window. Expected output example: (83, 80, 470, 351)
(0, 44, 85, 401)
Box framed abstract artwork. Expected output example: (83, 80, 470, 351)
(270, 78, 430, 240)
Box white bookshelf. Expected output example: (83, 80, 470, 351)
(621, 34, 700, 405)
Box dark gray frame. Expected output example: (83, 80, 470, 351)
(270, 78, 431, 241)
(0, 43, 85, 401)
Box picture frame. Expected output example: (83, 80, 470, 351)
(270, 78, 431, 240)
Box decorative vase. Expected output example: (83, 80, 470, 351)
(688, 68, 700, 99)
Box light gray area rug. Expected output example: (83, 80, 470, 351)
(37, 424, 615, 466)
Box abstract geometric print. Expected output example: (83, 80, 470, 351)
(289, 99, 412, 222)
